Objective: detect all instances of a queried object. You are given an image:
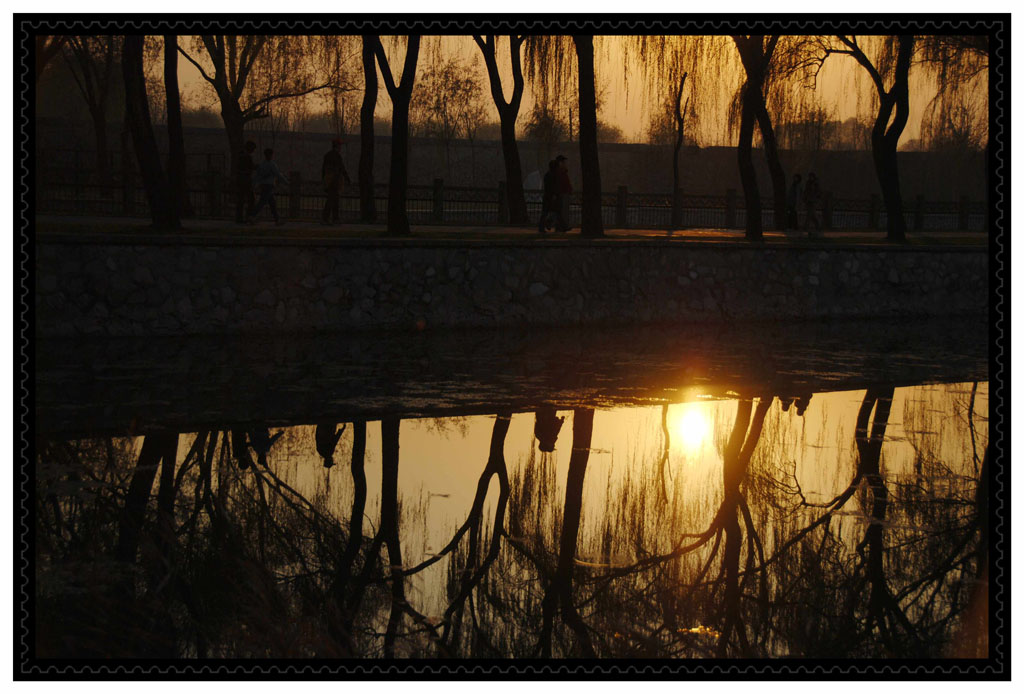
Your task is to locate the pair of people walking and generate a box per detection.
[785,172,822,237]
[235,141,287,225]
[234,137,352,226]
[538,155,573,234]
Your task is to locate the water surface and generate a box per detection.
[32,319,990,660]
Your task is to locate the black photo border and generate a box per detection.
[14,12,1011,679]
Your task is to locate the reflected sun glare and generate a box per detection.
[669,404,712,453]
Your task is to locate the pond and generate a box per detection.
[30,318,990,661]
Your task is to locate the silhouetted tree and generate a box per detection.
[358,37,378,222]
[379,416,405,657]
[122,35,177,229]
[474,35,529,224]
[822,35,914,241]
[164,35,189,218]
[178,36,341,197]
[62,36,119,184]
[731,35,779,240]
[371,36,421,236]
[539,408,597,657]
[410,56,487,180]
[573,36,604,237]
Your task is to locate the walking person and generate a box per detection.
[248,427,283,467]
[321,137,352,225]
[235,141,258,224]
[534,407,565,453]
[315,421,345,469]
[248,148,288,225]
[538,159,558,234]
[786,173,802,231]
[803,172,822,238]
[554,154,573,233]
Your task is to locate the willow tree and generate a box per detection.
[628,36,734,228]
[473,35,528,224]
[918,35,989,152]
[178,36,344,187]
[731,35,782,240]
[819,35,914,241]
[371,35,421,236]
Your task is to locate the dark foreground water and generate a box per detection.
[31,319,990,660]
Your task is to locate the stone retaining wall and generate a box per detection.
[35,238,988,337]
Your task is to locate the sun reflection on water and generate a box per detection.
[669,403,712,454]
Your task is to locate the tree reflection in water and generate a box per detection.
[33,383,988,659]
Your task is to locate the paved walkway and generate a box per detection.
[34,215,987,247]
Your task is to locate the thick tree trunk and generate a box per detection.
[541,408,596,658]
[359,38,377,223]
[873,134,907,241]
[755,101,787,230]
[387,98,412,235]
[155,433,180,560]
[737,87,762,240]
[500,115,528,224]
[380,38,420,236]
[380,417,405,658]
[574,36,604,237]
[122,36,176,229]
[116,432,178,564]
[164,35,190,218]
[221,104,248,222]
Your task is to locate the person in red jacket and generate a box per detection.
[553,154,573,232]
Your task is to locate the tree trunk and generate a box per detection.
[387,96,412,235]
[755,100,787,230]
[164,35,190,218]
[155,433,180,561]
[359,37,377,223]
[737,86,762,240]
[380,38,420,236]
[122,36,176,229]
[500,115,528,224]
[116,432,178,564]
[574,36,604,237]
[380,417,405,658]
[221,104,246,222]
[872,127,907,241]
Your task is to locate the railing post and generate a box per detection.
[497,180,509,224]
[822,190,833,229]
[725,188,737,229]
[958,195,970,231]
[869,194,880,230]
[913,194,924,231]
[208,170,222,218]
[432,178,444,224]
[671,187,684,229]
[289,171,302,219]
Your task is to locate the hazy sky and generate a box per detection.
[172,35,967,144]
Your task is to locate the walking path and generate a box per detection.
[34,214,987,247]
